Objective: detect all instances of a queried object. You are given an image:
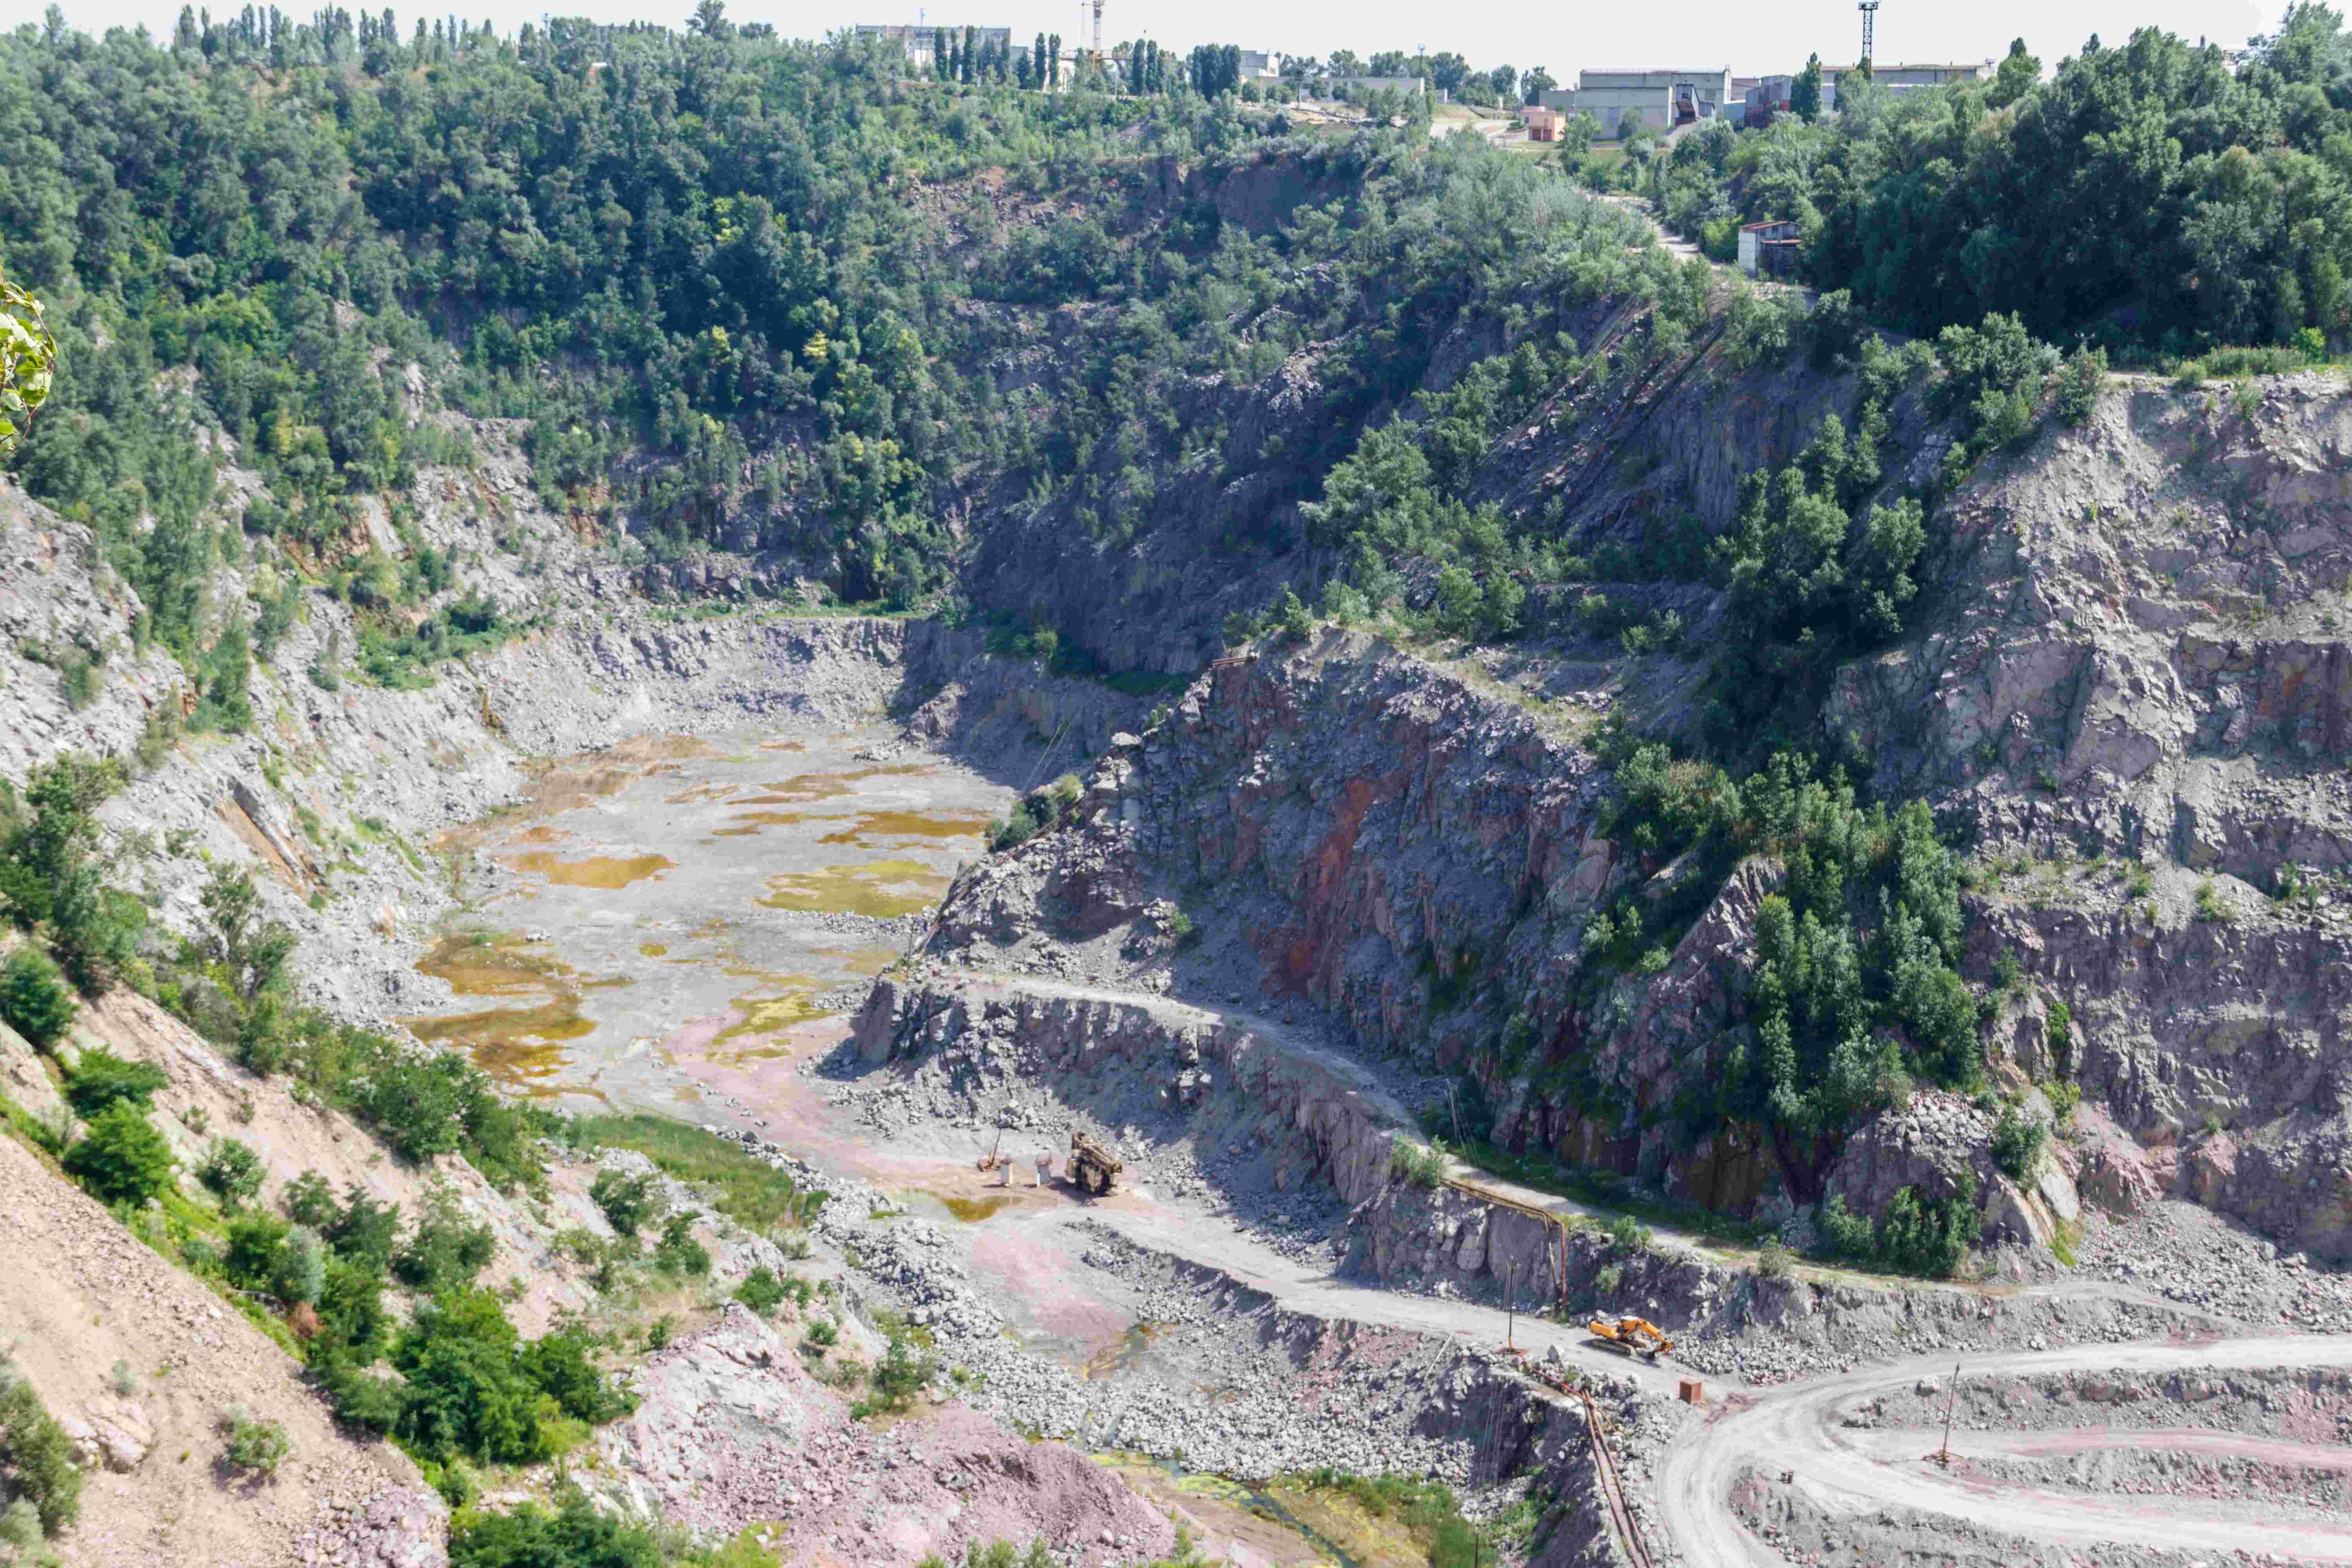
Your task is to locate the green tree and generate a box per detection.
[0,264,55,462]
[198,1137,267,1211]
[1988,37,2041,107]
[1791,53,1822,122]
[64,1048,169,1118]
[0,947,75,1049]
[63,1102,176,1207]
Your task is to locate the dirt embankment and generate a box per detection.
[0,1133,444,1568]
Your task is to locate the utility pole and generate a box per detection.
[1934,1361,1960,1466]
[1857,0,1879,68]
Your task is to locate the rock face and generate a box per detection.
[593,1303,1177,1567]
[854,973,1413,1206]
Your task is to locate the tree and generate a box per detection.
[0,263,53,463]
[0,947,74,1049]
[64,1102,176,1207]
[198,1137,267,1212]
[1521,65,1555,105]
[1988,36,2040,107]
[1487,64,1517,104]
[0,754,138,996]
[684,0,725,38]
[199,867,296,1003]
[1048,31,1059,85]
[1791,52,1822,122]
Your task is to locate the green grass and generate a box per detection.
[570,1114,823,1233]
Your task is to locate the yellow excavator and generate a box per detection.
[1587,1315,1673,1361]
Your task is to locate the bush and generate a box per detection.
[392,1290,553,1466]
[736,1265,788,1316]
[394,1189,496,1293]
[198,1137,266,1212]
[219,1407,290,1477]
[225,1212,293,1290]
[274,1226,329,1306]
[1989,1104,2047,1182]
[519,1329,632,1426]
[62,1047,169,1118]
[653,1212,710,1277]
[1388,1140,1448,1190]
[0,947,74,1049]
[986,804,1039,853]
[2049,345,2108,425]
[851,1337,935,1420]
[283,1169,339,1228]
[62,1101,174,1206]
[1818,1173,1980,1278]
[0,1354,82,1535]
[588,1168,659,1237]
[448,1494,664,1568]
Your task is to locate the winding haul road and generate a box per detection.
[875,976,2352,1565]
[1656,1334,2352,1565]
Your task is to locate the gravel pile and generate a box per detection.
[2076,1198,2352,1331]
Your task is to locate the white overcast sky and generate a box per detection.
[2,0,2279,77]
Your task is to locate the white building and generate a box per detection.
[853,22,1013,72]
[1235,49,1282,81]
[1550,67,1733,136]
[1822,60,1993,109]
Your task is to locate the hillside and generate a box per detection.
[8,9,2352,1568]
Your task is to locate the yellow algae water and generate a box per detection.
[714,985,836,1047]
[506,851,675,889]
[416,931,572,995]
[815,809,989,846]
[757,858,948,917]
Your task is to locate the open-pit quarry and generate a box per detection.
[345,628,2352,1568]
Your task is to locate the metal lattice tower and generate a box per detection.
[1857,0,1879,65]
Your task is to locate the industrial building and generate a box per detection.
[1235,49,1283,81]
[1738,218,1802,279]
[1546,67,1733,136]
[1823,59,1993,108]
[853,22,1012,71]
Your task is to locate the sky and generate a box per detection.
[2,0,2280,78]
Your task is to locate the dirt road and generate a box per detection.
[1657,1335,2352,1565]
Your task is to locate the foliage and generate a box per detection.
[0,947,74,1049]
[0,755,143,995]
[571,1114,816,1233]
[589,1169,661,1237]
[735,1265,788,1316]
[1285,1470,1480,1567]
[652,1212,711,1277]
[62,1047,169,1118]
[218,1407,290,1477]
[850,1336,936,1419]
[197,1136,265,1211]
[62,1101,175,1207]
[392,1189,497,1294]
[1593,741,1978,1202]
[0,263,55,462]
[447,1493,664,1568]
[0,1352,80,1537]
[1990,1103,2048,1181]
[1818,1172,1980,1277]
[1388,1139,1448,1189]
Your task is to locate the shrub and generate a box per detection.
[62,1102,174,1206]
[0,1354,81,1535]
[447,1495,663,1568]
[519,1328,632,1426]
[1989,1104,2047,1182]
[802,1318,838,1352]
[1756,1240,1796,1278]
[224,1212,292,1290]
[219,1407,290,1477]
[851,1337,935,1420]
[62,1047,169,1118]
[198,1137,266,1212]
[392,1290,552,1466]
[2194,880,2235,923]
[1604,1214,1654,1252]
[274,1226,329,1306]
[0,947,74,1049]
[394,1190,496,1293]
[283,1169,339,1227]
[986,804,1039,853]
[736,1265,788,1316]
[653,1212,710,1277]
[589,1168,660,1237]
[1165,907,1199,947]
[2049,344,2108,425]
[1388,1140,1447,1190]
[1818,1173,1980,1278]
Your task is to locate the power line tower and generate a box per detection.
[1857,0,1880,66]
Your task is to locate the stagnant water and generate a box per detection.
[403,723,1425,1566]
[407,725,1005,1109]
